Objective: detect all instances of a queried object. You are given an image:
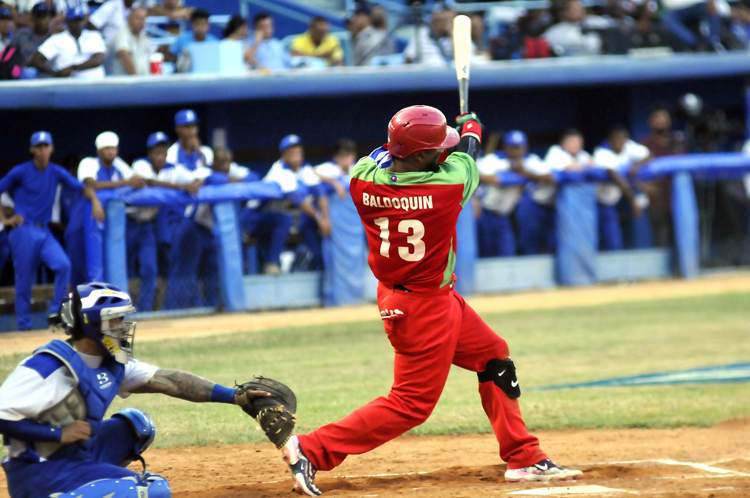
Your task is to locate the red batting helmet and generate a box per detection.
[387,105,460,159]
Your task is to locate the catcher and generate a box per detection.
[0,282,296,498]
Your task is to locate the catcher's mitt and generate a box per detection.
[236,376,297,449]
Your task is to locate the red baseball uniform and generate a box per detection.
[298,150,547,471]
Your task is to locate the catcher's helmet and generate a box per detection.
[387,105,460,159]
[50,282,137,364]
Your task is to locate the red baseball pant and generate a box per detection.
[298,282,547,471]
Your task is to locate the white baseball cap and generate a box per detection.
[95,131,119,150]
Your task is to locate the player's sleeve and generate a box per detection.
[593,148,618,170]
[627,141,651,162]
[201,146,214,167]
[228,162,249,180]
[113,158,134,180]
[117,359,158,398]
[442,152,479,207]
[544,146,570,171]
[165,143,178,165]
[0,355,77,442]
[77,157,98,182]
[523,154,547,174]
[131,159,156,180]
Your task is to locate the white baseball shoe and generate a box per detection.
[505,459,583,483]
[281,435,322,496]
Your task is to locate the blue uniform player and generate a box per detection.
[242,135,329,274]
[0,132,105,330]
[128,132,201,311]
[67,132,146,286]
[475,131,551,257]
[0,282,271,498]
[166,109,213,172]
[163,148,250,309]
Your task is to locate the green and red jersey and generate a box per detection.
[350,151,479,291]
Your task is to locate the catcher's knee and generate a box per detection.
[112,408,156,466]
[478,358,521,399]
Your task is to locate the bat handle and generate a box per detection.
[459,78,469,115]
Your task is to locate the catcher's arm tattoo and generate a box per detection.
[132,369,269,405]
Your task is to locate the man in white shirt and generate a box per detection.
[543,0,602,56]
[89,0,136,42]
[107,6,150,75]
[0,282,270,498]
[28,6,105,79]
[517,129,589,255]
[592,126,648,251]
[476,131,551,257]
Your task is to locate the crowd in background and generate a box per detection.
[1,101,749,327]
[2,0,750,80]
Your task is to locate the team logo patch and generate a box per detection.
[390,175,398,182]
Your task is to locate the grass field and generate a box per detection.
[1,291,749,451]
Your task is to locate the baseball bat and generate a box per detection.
[453,15,472,115]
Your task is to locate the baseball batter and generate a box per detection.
[281,106,582,496]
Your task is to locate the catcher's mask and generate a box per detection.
[49,282,137,364]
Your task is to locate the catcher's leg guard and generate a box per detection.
[478,358,521,399]
[112,408,156,466]
[55,474,171,498]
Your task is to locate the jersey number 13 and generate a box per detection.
[374,217,425,262]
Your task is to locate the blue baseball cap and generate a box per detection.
[147,131,170,149]
[175,109,198,127]
[66,6,86,20]
[30,131,53,146]
[279,134,302,152]
[0,7,11,19]
[504,130,527,147]
[31,3,52,16]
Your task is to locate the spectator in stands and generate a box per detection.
[348,3,394,66]
[29,6,105,79]
[246,13,290,71]
[476,131,550,257]
[661,0,728,51]
[222,14,251,67]
[168,8,216,62]
[517,129,589,255]
[639,104,685,247]
[625,2,682,52]
[128,132,199,311]
[405,9,471,65]
[147,0,192,33]
[107,6,150,75]
[0,7,13,52]
[89,0,135,42]
[315,138,357,199]
[592,126,648,251]
[290,16,343,66]
[67,132,146,286]
[543,0,602,56]
[0,131,104,330]
[166,109,213,171]
[242,135,326,274]
[470,12,489,57]
[12,2,51,65]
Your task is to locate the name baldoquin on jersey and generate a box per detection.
[362,193,434,211]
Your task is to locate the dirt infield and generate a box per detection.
[1,274,749,497]
[3,420,746,498]
[3,272,750,357]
